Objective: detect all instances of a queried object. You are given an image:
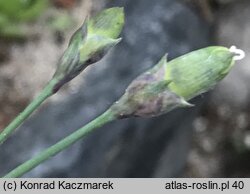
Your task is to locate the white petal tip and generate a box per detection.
[229,45,245,61]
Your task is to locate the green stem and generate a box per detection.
[0,79,57,145]
[3,109,116,178]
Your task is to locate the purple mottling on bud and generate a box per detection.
[110,68,186,118]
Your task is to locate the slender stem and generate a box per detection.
[0,79,57,145]
[3,109,116,178]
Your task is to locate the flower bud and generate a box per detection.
[165,46,236,100]
[111,46,244,118]
[52,7,124,92]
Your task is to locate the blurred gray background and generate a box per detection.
[0,0,249,177]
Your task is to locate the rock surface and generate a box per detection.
[0,0,211,177]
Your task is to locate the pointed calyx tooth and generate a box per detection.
[179,98,194,107]
[229,45,245,61]
[149,54,168,74]
[52,7,125,93]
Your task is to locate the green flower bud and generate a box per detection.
[52,7,124,92]
[111,46,245,118]
[165,46,235,100]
